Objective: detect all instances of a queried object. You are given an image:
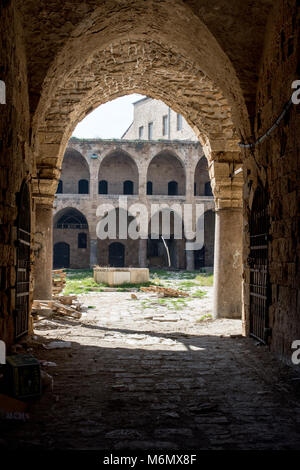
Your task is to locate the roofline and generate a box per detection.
[132,96,151,105]
[69,136,201,146]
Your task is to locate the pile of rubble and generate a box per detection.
[52,269,66,295]
[31,295,86,321]
[140,285,189,297]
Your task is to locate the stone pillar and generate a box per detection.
[139,238,148,267]
[185,247,195,271]
[213,207,243,318]
[209,158,243,319]
[90,238,98,267]
[138,165,147,197]
[33,203,53,300]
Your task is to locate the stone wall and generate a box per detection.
[243,0,300,360]
[123,97,198,141]
[53,229,90,269]
[0,2,33,346]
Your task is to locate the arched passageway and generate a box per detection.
[147,152,186,196]
[59,148,90,194]
[194,156,212,197]
[31,0,246,320]
[98,151,139,195]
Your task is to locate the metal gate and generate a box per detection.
[249,186,270,343]
[15,182,31,339]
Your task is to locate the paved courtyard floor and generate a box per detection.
[1,286,300,450]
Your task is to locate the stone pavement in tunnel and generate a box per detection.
[1,291,300,450]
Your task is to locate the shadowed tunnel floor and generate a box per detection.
[1,292,300,450]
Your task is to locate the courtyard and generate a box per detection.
[1,271,300,450]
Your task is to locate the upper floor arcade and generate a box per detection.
[55,138,213,202]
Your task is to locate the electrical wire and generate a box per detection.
[238,97,293,148]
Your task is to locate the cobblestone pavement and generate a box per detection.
[1,290,300,450]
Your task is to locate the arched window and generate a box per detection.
[78,179,89,194]
[147,181,153,195]
[99,180,108,194]
[205,181,213,196]
[56,209,88,229]
[56,180,63,194]
[168,181,178,196]
[194,182,197,196]
[124,180,134,195]
[78,233,87,249]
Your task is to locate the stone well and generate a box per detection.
[94,267,149,286]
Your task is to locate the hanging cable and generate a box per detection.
[238,97,293,148]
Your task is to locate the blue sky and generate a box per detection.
[72,94,145,139]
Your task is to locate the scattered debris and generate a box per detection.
[52,269,66,295]
[140,286,189,297]
[32,295,87,321]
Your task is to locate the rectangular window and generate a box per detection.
[148,122,153,140]
[177,113,182,131]
[162,115,168,136]
[138,126,144,139]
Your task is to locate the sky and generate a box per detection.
[72,94,145,139]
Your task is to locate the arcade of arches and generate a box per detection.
[0,0,300,366]
[53,139,215,274]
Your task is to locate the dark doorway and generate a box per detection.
[147,181,153,195]
[123,180,134,195]
[78,179,89,194]
[109,242,125,267]
[99,180,108,194]
[168,181,178,195]
[194,246,205,269]
[53,242,70,268]
[249,186,270,344]
[15,181,31,339]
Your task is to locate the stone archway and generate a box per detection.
[147,151,186,196]
[98,150,139,195]
[30,0,247,319]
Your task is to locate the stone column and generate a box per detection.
[185,247,195,271]
[209,159,243,319]
[138,164,147,197]
[90,238,98,267]
[33,202,53,300]
[139,238,148,267]
[213,207,243,318]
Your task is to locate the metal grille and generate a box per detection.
[15,183,31,339]
[249,186,270,343]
